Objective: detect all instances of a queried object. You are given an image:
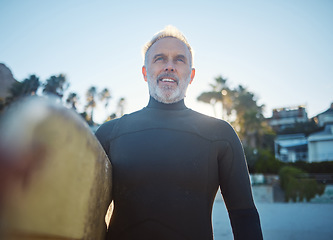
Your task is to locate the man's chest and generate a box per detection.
[109,128,218,192]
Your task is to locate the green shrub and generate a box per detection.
[290,161,333,173]
[254,149,284,174]
[279,166,325,202]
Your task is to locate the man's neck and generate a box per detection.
[147,96,187,110]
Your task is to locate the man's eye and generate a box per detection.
[177,58,185,62]
[154,57,163,62]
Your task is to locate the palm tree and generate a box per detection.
[66,92,79,110]
[7,75,41,103]
[85,86,97,125]
[21,75,40,96]
[231,85,265,148]
[99,88,111,108]
[197,91,221,117]
[117,97,126,117]
[43,74,68,99]
[197,75,233,120]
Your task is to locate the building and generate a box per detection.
[268,105,308,132]
[274,134,308,162]
[308,104,333,162]
[308,124,333,162]
[314,103,333,127]
[270,103,333,163]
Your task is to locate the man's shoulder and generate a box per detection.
[95,108,146,138]
[95,118,118,142]
[96,108,145,130]
[188,109,231,127]
[96,118,120,132]
[186,109,239,140]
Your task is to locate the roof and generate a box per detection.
[278,140,308,148]
[317,103,333,116]
[276,133,306,140]
[308,124,333,142]
[275,134,308,148]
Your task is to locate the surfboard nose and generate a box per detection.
[0,97,112,240]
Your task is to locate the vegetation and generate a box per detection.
[279,166,325,202]
[66,92,79,110]
[290,161,333,174]
[84,86,97,125]
[1,74,125,125]
[43,74,68,98]
[7,75,41,102]
[197,75,275,150]
[253,148,284,174]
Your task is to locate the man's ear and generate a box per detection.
[142,66,147,82]
[189,68,195,84]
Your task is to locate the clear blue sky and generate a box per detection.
[1,0,332,123]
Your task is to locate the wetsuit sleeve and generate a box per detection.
[217,123,263,240]
[95,120,118,157]
[228,208,262,240]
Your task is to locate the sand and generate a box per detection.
[212,201,333,240]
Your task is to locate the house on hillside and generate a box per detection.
[308,124,333,162]
[274,134,308,162]
[268,105,308,132]
[314,103,333,127]
[308,104,333,162]
[270,103,333,163]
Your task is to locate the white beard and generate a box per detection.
[147,73,191,104]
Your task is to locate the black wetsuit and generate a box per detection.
[95,97,263,240]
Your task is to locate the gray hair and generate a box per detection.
[142,25,194,67]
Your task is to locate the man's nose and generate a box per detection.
[164,61,175,72]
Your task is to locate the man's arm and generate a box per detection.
[217,122,263,240]
[228,207,263,240]
[95,119,119,157]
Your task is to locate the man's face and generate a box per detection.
[142,37,195,104]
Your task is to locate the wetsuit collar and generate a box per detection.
[147,96,187,110]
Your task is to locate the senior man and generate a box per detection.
[96,26,263,240]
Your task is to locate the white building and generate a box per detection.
[272,103,333,163]
[308,104,333,162]
[308,124,333,162]
[314,103,333,127]
[274,134,308,162]
[268,105,308,132]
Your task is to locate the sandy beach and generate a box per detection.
[212,201,333,240]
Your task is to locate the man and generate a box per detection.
[95,26,263,240]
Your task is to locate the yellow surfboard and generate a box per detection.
[1,97,112,240]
